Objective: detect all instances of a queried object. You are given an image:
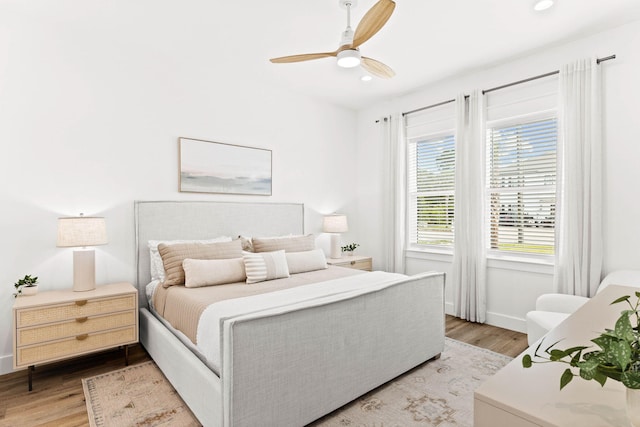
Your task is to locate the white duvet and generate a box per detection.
[195,270,405,373]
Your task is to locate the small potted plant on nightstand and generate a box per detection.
[341,243,360,256]
[14,274,39,297]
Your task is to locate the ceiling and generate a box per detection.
[242,0,640,110]
[6,0,640,111]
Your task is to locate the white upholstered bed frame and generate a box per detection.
[135,200,445,427]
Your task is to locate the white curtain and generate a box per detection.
[381,114,406,273]
[554,58,603,297]
[451,91,487,322]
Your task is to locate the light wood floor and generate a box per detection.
[0,315,528,426]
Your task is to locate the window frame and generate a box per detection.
[406,129,457,252]
[484,109,557,263]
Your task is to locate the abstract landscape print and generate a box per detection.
[179,137,272,195]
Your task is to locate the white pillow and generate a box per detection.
[148,237,231,282]
[182,258,246,288]
[243,250,290,284]
[285,249,328,274]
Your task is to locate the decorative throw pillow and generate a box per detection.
[148,237,231,282]
[182,258,246,288]
[243,250,290,284]
[285,249,328,274]
[158,240,243,287]
[252,234,316,253]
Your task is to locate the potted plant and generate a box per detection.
[522,292,640,425]
[14,274,39,297]
[341,243,360,256]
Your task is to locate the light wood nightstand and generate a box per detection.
[13,282,138,391]
[326,255,372,271]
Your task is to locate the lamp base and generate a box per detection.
[73,249,96,292]
[329,234,342,259]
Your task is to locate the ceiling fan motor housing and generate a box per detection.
[337,49,361,68]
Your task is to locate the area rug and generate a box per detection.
[311,338,513,427]
[82,361,200,427]
[83,339,512,427]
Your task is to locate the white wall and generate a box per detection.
[356,20,640,332]
[0,5,358,374]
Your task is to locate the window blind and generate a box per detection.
[486,117,557,254]
[408,134,455,246]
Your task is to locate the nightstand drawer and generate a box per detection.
[16,325,137,367]
[17,311,136,346]
[16,294,136,328]
[344,259,372,271]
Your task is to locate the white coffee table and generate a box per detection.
[475,284,635,427]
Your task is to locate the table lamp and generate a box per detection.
[323,214,348,259]
[56,214,108,292]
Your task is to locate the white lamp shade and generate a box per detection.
[57,217,108,247]
[323,214,348,233]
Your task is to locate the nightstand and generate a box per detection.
[13,282,138,391]
[326,255,373,271]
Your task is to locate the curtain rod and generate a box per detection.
[400,54,616,117]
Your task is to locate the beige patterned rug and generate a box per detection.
[82,361,199,427]
[83,339,511,427]
[312,338,512,426]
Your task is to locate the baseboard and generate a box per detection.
[445,302,454,316]
[444,303,527,333]
[484,311,527,333]
[0,353,15,376]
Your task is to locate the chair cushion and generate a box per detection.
[597,270,640,293]
[526,311,570,346]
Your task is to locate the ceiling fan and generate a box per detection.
[270,0,396,79]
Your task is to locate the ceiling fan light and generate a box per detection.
[533,0,554,11]
[337,49,361,68]
[360,75,372,82]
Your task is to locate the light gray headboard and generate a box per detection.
[134,201,305,308]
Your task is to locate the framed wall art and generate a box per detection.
[179,137,272,196]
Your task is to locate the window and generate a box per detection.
[408,133,456,247]
[486,116,557,255]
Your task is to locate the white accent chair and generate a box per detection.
[526,270,640,345]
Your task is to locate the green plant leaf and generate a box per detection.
[615,313,635,342]
[560,369,574,390]
[622,371,640,389]
[550,349,567,361]
[522,354,532,368]
[611,295,631,305]
[578,358,600,380]
[593,335,614,351]
[593,371,608,387]
[622,372,640,389]
[609,340,632,370]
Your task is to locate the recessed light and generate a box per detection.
[360,75,372,82]
[533,0,554,11]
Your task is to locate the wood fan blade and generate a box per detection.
[351,0,396,49]
[361,56,395,79]
[270,52,337,63]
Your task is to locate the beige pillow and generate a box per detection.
[182,258,246,288]
[243,250,290,284]
[252,234,316,253]
[148,236,232,282]
[159,240,243,287]
[285,249,328,274]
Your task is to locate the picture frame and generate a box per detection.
[179,137,272,196]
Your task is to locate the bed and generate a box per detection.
[135,200,445,427]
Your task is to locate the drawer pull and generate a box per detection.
[76,317,88,323]
[76,334,88,341]
[75,300,88,307]
[350,261,356,265]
